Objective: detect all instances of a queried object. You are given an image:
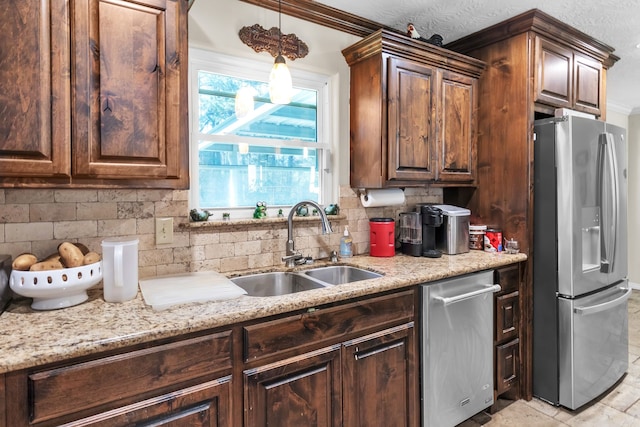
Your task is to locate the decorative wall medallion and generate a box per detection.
[239,24,309,60]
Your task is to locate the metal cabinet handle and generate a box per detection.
[433,284,502,306]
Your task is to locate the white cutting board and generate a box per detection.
[139,271,247,311]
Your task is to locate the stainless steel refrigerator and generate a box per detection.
[533,115,630,410]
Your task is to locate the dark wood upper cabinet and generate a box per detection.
[387,57,437,182]
[534,36,603,116]
[0,0,189,188]
[342,30,484,189]
[0,1,71,181]
[438,70,477,182]
[573,52,604,114]
[534,37,573,109]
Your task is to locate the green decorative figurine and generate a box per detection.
[295,203,309,217]
[253,201,267,219]
[189,209,210,222]
[324,204,340,215]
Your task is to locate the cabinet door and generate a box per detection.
[244,346,342,427]
[0,0,71,180]
[573,53,602,116]
[534,36,573,109]
[387,57,436,182]
[436,70,476,182]
[72,0,187,185]
[342,323,418,427]
[496,338,520,396]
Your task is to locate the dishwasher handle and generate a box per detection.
[432,284,502,306]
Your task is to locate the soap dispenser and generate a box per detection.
[340,226,353,257]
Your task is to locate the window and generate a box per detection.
[189,49,334,217]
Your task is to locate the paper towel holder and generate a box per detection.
[358,188,406,208]
[357,188,406,197]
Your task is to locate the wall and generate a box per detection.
[0,186,441,279]
[629,114,640,286]
[607,108,638,287]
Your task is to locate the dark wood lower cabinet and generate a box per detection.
[496,339,520,396]
[4,331,234,427]
[343,323,417,427]
[2,290,418,427]
[244,291,418,427]
[244,346,342,427]
[493,265,523,403]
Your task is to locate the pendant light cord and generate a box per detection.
[278,0,282,56]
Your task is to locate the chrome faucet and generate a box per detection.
[283,200,333,267]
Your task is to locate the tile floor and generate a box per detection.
[459,289,640,426]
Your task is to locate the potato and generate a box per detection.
[12,253,38,271]
[30,259,65,271]
[75,243,90,255]
[83,251,101,265]
[43,252,61,261]
[58,242,84,268]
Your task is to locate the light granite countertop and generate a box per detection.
[0,251,526,374]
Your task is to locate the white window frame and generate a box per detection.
[188,48,335,218]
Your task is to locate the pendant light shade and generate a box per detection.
[235,86,255,118]
[269,0,292,104]
[269,55,292,104]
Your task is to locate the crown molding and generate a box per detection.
[237,0,389,38]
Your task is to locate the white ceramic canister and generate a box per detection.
[101,237,139,302]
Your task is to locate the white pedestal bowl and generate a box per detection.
[10,262,103,310]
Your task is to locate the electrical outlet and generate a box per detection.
[155,217,173,244]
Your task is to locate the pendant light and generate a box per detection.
[234,86,255,118]
[269,0,292,104]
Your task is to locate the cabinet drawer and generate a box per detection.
[496,290,520,343]
[495,338,520,395]
[68,377,232,427]
[28,331,232,424]
[495,264,520,294]
[244,291,414,362]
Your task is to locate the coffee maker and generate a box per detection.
[399,212,422,256]
[421,205,443,258]
[399,206,443,257]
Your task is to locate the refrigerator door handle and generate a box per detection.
[432,284,501,306]
[607,132,620,272]
[598,133,619,274]
[574,287,630,316]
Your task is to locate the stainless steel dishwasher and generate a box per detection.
[421,270,501,427]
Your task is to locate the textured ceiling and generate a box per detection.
[317,0,640,113]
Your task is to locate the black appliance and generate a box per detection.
[0,255,11,315]
[421,206,443,258]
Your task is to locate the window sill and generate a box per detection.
[181,214,346,229]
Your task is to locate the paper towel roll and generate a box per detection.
[360,188,405,207]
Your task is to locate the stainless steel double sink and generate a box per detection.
[230,265,383,297]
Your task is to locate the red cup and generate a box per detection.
[370,218,395,257]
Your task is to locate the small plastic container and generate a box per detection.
[101,237,139,302]
[469,225,487,250]
[370,218,395,257]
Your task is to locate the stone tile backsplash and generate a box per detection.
[0,186,441,278]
